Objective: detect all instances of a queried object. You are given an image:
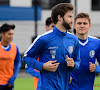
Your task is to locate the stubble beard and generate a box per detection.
[62,18,71,29]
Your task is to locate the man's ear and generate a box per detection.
[89,24,91,30]
[1,33,3,38]
[45,26,49,31]
[74,24,76,29]
[57,15,62,21]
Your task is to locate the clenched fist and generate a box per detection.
[65,55,75,68]
[89,62,96,72]
[43,60,60,72]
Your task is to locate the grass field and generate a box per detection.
[14,78,34,90]
[14,76,100,90]
[94,76,100,90]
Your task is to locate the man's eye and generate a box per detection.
[84,22,88,25]
[77,22,81,25]
[68,16,72,18]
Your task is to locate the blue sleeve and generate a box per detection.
[8,45,21,85]
[95,66,100,73]
[25,64,40,78]
[95,40,100,73]
[22,36,44,71]
[72,39,80,71]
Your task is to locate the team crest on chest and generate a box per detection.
[48,47,58,59]
[68,46,73,54]
[89,50,95,58]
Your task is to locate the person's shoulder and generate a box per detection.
[10,43,19,50]
[41,30,53,37]
[88,35,100,45]
[88,35,99,39]
[67,32,78,40]
[38,30,54,40]
[37,30,53,38]
[32,30,54,44]
[10,42,17,47]
[88,35,100,41]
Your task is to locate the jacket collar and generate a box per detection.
[78,38,88,46]
[53,26,67,36]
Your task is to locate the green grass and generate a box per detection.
[94,76,100,90]
[14,77,35,90]
[14,76,100,90]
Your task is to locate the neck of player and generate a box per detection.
[56,24,67,33]
[76,33,88,40]
[1,40,9,46]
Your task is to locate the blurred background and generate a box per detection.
[0,0,100,90]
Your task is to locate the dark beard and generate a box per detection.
[62,18,71,29]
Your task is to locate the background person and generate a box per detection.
[0,23,21,90]
[69,13,100,90]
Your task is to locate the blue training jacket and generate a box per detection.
[69,36,100,90]
[22,26,80,90]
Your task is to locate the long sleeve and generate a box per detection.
[25,64,40,78]
[95,66,100,73]
[8,45,21,85]
[72,39,80,71]
[95,40,100,73]
[22,35,44,71]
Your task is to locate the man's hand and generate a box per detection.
[43,60,60,72]
[65,55,75,68]
[89,62,96,72]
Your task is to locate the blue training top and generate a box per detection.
[69,36,100,90]
[23,26,80,90]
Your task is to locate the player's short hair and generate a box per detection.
[74,13,91,24]
[0,23,15,33]
[51,3,74,24]
[45,17,53,26]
